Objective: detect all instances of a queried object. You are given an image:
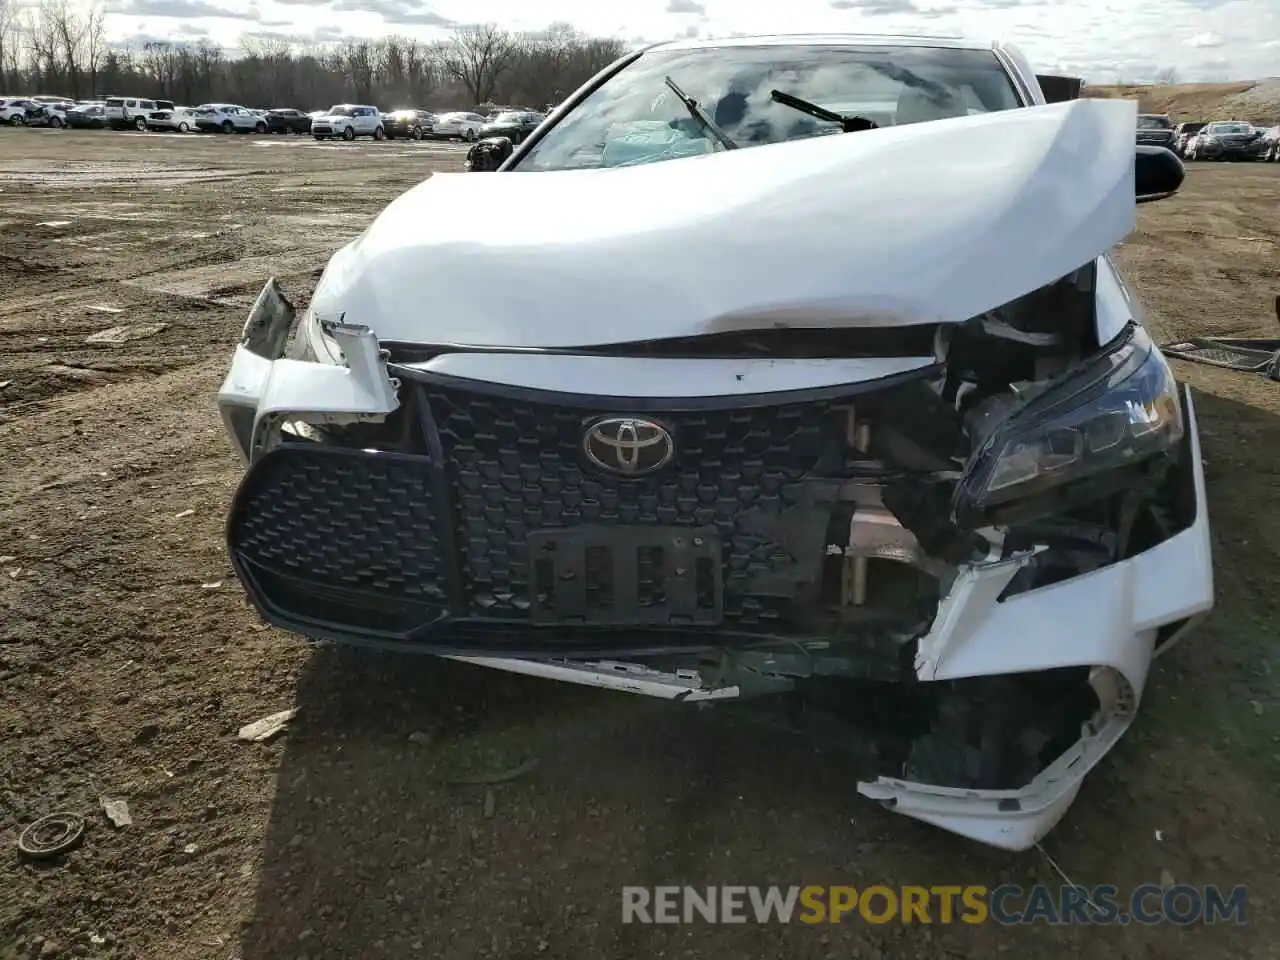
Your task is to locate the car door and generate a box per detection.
[361,107,378,134]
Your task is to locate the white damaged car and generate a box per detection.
[217,35,1211,851]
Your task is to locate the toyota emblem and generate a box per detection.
[583,417,675,476]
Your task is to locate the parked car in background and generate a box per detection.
[192,104,265,133]
[147,106,196,132]
[104,97,176,130]
[1258,125,1280,161]
[263,108,311,134]
[24,99,74,127]
[311,104,384,141]
[430,110,486,141]
[1172,121,1206,157]
[65,102,107,129]
[1185,120,1260,161]
[1,98,36,125]
[1135,113,1175,151]
[382,109,433,139]
[478,110,546,144]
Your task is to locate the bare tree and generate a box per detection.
[0,21,624,111]
[1153,66,1179,85]
[442,23,517,106]
[0,0,16,91]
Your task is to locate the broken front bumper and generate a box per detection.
[217,281,1214,851]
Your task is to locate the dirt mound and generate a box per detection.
[1085,79,1280,124]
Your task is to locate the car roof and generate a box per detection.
[647,32,991,53]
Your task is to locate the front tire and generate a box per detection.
[178,121,189,133]
[464,128,476,142]
[342,126,355,141]
[255,121,267,134]
[411,125,423,140]
[49,116,62,128]
[9,115,24,126]
[134,116,147,131]
[373,126,385,141]
[221,120,234,134]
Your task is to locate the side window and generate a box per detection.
[126,99,138,108]
[140,100,155,110]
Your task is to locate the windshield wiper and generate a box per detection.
[769,90,878,133]
[663,75,738,150]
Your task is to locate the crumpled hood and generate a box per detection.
[311,98,1138,348]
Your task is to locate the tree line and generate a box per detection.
[0,2,630,111]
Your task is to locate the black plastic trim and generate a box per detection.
[412,385,468,615]
[390,361,942,412]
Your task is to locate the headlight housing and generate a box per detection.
[955,325,1183,525]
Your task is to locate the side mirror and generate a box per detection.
[465,136,513,172]
[1135,145,1184,204]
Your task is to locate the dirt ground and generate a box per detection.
[1,128,1278,960]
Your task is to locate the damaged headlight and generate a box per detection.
[956,325,1183,521]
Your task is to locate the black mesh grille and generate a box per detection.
[230,446,448,610]
[427,386,844,627]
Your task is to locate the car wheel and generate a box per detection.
[411,126,423,140]
[464,128,477,142]
[9,115,24,126]
[373,126,385,141]
[255,121,267,134]
[134,116,147,131]
[178,121,189,133]
[220,120,233,134]
[342,126,355,141]
[49,116,62,129]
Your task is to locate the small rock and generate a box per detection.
[7,568,19,579]
[200,581,222,590]
[40,941,61,958]
[0,380,11,389]
[101,797,132,828]
[238,708,297,742]
[406,730,433,745]
[183,843,198,855]
[0,556,14,563]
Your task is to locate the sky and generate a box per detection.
[99,0,1280,83]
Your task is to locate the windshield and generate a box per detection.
[1207,122,1252,134]
[328,105,354,117]
[494,112,524,123]
[515,43,1021,172]
[1137,115,1171,129]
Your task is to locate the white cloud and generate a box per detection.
[1186,31,1224,47]
[100,0,1280,80]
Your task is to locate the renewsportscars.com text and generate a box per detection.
[621,884,1247,925]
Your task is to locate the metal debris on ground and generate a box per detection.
[237,708,297,743]
[101,797,132,828]
[1161,295,1280,380]
[85,305,125,314]
[17,812,86,859]
[173,509,195,519]
[200,581,222,589]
